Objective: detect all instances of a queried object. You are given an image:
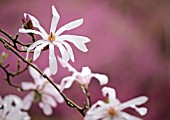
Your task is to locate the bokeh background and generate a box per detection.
[0,0,170,120]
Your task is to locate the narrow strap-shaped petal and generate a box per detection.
[62,42,75,62]
[29,65,41,84]
[22,92,34,110]
[49,44,57,75]
[80,67,91,76]
[25,13,48,38]
[60,76,75,91]
[58,35,90,52]
[102,87,117,104]
[42,95,57,107]
[58,57,77,73]
[119,112,142,120]
[26,40,45,60]
[53,42,69,62]
[55,18,83,36]
[50,5,60,33]
[131,106,148,116]
[19,28,46,39]
[118,96,148,112]
[39,102,53,116]
[43,67,52,78]
[33,42,49,61]
[21,82,36,90]
[92,73,108,85]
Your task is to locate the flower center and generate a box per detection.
[108,107,117,117]
[48,32,55,42]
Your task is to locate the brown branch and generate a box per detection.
[0,36,88,116]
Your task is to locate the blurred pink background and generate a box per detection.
[0,0,170,120]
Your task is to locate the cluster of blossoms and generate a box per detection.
[0,5,149,120]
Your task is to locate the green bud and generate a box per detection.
[1,52,8,61]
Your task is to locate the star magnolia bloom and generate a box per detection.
[21,66,64,116]
[19,5,90,75]
[84,87,148,120]
[58,57,108,91]
[0,94,30,120]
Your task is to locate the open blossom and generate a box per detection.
[84,87,148,120]
[58,57,108,91]
[19,5,90,75]
[21,66,64,116]
[0,94,30,120]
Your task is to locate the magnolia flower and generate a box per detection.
[84,87,148,120]
[58,57,108,91]
[0,94,30,120]
[21,66,64,116]
[19,5,90,75]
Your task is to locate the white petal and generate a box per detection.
[33,42,49,61]
[81,67,91,77]
[92,74,108,85]
[102,87,116,103]
[58,57,77,73]
[50,5,60,33]
[49,44,57,75]
[60,76,75,91]
[22,92,33,110]
[42,95,57,107]
[58,35,90,52]
[118,96,148,112]
[119,112,142,120]
[39,102,53,116]
[43,67,52,78]
[26,13,48,38]
[62,42,75,62]
[21,82,36,90]
[29,65,41,84]
[56,18,83,36]
[53,42,69,62]
[19,28,45,39]
[131,106,148,116]
[26,40,46,60]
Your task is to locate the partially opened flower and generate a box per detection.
[58,57,108,91]
[84,87,148,120]
[19,5,90,75]
[0,94,30,120]
[21,66,64,116]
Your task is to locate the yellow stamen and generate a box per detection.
[48,32,55,42]
[108,107,117,117]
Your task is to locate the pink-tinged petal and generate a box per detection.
[42,95,57,107]
[119,112,142,120]
[25,13,48,38]
[80,67,91,77]
[29,65,41,84]
[49,44,57,75]
[58,35,90,52]
[56,18,83,36]
[26,40,45,60]
[0,96,2,105]
[19,28,44,38]
[92,73,108,86]
[62,42,75,62]
[58,57,77,73]
[43,67,51,78]
[60,76,75,91]
[33,42,49,61]
[50,5,60,33]
[22,92,34,110]
[39,102,53,116]
[102,87,117,104]
[53,42,69,62]
[21,82,36,90]
[118,96,148,112]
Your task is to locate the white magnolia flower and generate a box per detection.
[21,66,64,116]
[58,57,108,91]
[0,94,30,120]
[84,87,148,120]
[19,5,90,75]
